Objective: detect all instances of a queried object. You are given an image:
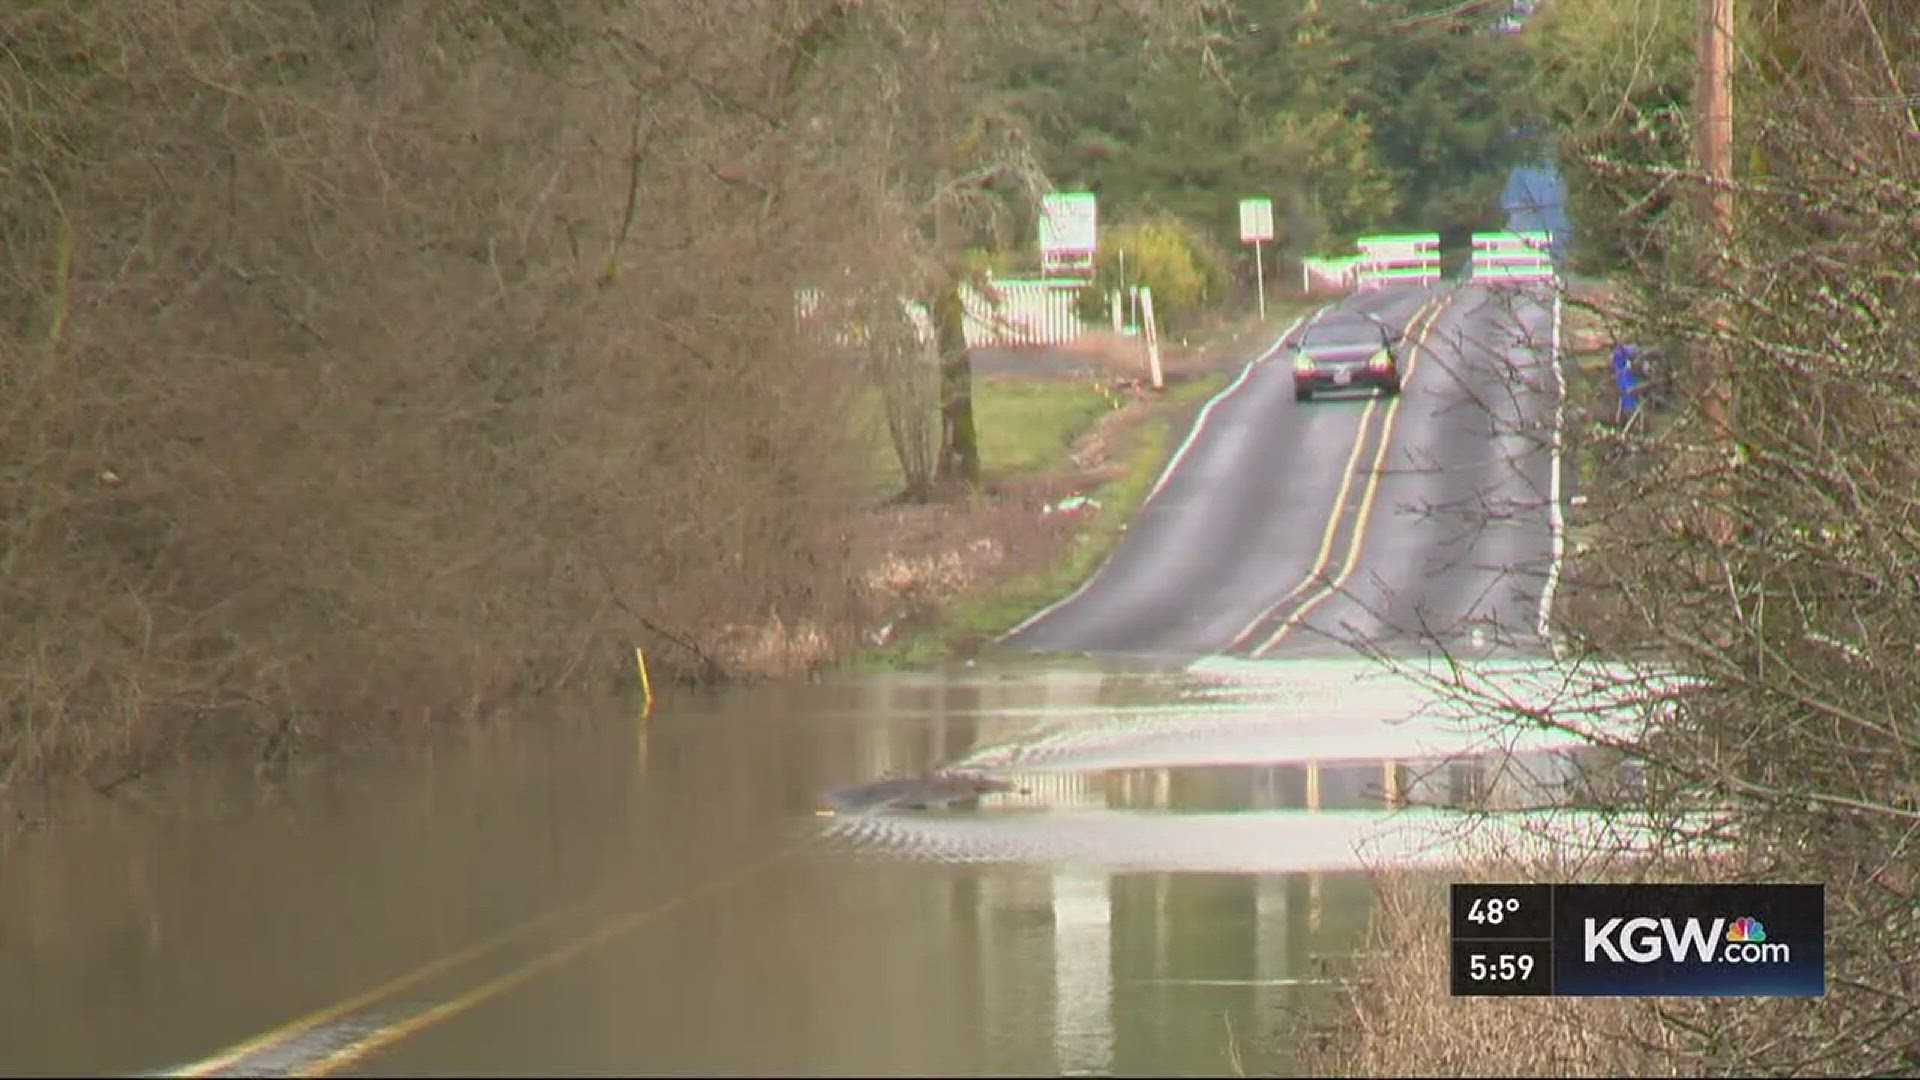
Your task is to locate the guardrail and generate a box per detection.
[1470,230,1557,285]
[1355,233,1442,289]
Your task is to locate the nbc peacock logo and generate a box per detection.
[1727,916,1766,944]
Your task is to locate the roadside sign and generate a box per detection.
[1039,193,1097,274]
[1239,198,1274,244]
[1241,197,1275,319]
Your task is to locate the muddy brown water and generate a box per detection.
[0,659,1639,1077]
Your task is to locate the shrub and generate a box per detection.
[1081,213,1230,330]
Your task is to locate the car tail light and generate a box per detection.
[1367,349,1392,371]
[1293,352,1316,373]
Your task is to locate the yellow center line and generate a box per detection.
[299,852,794,1077]
[1223,297,1440,655]
[1222,396,1382,653]
[165,889,615,1078]
[1251,293,1457,658]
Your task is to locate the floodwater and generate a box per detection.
[0,658,1654,1077]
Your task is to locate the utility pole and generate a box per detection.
[1695,0,1736,546]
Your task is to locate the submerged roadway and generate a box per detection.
[140,280,1571,1079]
[1000,281,1566,664]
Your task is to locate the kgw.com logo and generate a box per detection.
[1584,914,1789,965]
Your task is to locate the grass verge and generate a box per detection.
[851,371,1227,669]
[856,377,1125,497]
[1554,282,1684,649]
[976,377,1126,480]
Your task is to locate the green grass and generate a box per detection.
[975,377,1121,479]
[856,377,1121,498]
[851,372,1228,669]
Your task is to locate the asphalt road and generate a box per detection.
[1000,282,1564,663]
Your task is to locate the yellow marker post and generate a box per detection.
[634,645,654,719]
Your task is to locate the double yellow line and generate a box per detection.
[166,849,802,1077]
[1225,294,1455,659]
[164,889,612,1077]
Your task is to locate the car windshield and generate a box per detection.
[1300,317,1387,357]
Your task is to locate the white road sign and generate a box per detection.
[1239,198,1274,244]
[1039,193,1098,256]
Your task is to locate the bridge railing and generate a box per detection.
[1470,230,1557,285]
[1354,233,1442,289]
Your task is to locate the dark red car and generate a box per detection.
[1288,314,1404,402]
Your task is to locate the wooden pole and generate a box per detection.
[1696,0,1736,546]
[1254,238,1267,321]
[1141,287,1164,390]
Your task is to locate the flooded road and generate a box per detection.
[0,660,1647,1077]
[0,281,1607,1075]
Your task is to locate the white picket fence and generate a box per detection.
[796,278,1089,350]
[960,277,1088,348]
[793,288,935,348]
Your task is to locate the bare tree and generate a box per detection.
[1319,1,1920,1073]
[779,0,1224,493]
[0,0,1227,790]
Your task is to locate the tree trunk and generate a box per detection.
[931,275,980,488]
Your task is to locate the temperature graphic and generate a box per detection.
[1448,883,1824,998]
[1465,897,1522,926]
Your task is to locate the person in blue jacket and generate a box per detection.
[1611,343,1642,423]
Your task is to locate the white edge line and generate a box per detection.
[1536,289,1567,656]
[997,311,1318,644]
[1139,311,1309,506]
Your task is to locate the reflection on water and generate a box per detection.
[1097,758,1515,812]
[0,658,1630,1076]
[1090,748,1631,813]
